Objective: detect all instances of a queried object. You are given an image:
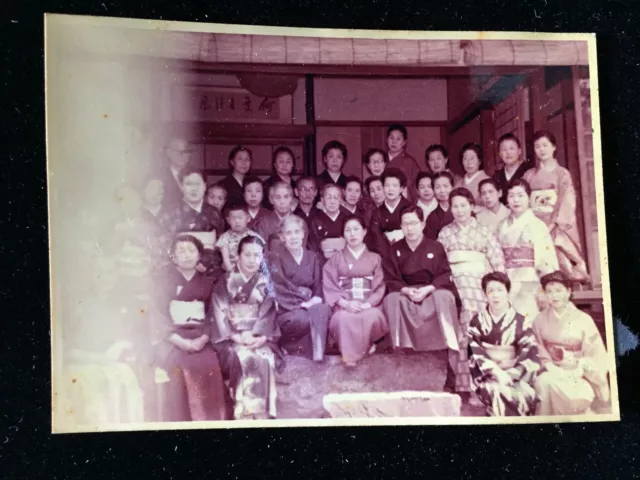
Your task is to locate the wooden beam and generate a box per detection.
[304,74,317,176]
[315,120,447,127]
[480,109,497,175]
[157,121,314,142]
[528,68,547,132]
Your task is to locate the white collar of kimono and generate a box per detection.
[248,207,260,218]
[455,217,477,229]
[550,302,576,320]
[185,199,204,213]
[384,199,401,213]
[347,245,366,259]
[388,150,402,161]
[328,171,341,182]
[170,165,181,184]
[464,171,483,183]
[417,198,437,209]
[326,211,340,222]
[507,208,535,228]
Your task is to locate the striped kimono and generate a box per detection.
[469,307,541,416]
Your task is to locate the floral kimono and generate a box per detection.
[497,210,559,322]
[469,307,541,416]
[523,165,589,282]
[210,268,281,420]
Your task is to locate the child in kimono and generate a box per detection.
[386,123,420,201]
[469,272,541,416]
[416,172,438,220]
[242,176,268,230]
[315,140,349,197]
[153,234,230,422]
[216,204,265,272]
[497,179,559,322]
[476,178,510,233]
[368,167,413,256]
[253,182,296,251]
[210,236,282,420]
[309,184,349,259]
[438,187,507,404]
[365,176,385,208]
[425,144,462,184]
[216,145,253,208]
[425,171,454,240]
[524,130,589,283]
[323,216,388,367]
[363,147,388,177]
[270,215,330,362]
[293,176,322,228]
[492,133,532,205]
[454,143,490,208]
[263,146,297,210]
[533,271,610,415]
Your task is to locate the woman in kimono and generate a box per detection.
[263,146,298,211]
[533,271,610,416]
[497,179,559,323]
[153,234,230,422]
[210,235,282,420]
[216,145,253,208]
[386,124,421,201]
[523,131,589,283]
[454,143,490,208]
[469,272,541,416]
[270,215,331,362]
[323,216,389,367]
[437,187,506,403]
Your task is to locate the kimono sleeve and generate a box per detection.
[505,321,541,384]
[553,168,578,231]
[322,253,348,307]
[532,312,554,370]
[424,211,440,240]
[311,252,324,298]
[208,276,234,343]
[485,230,507,273]
[468,314,504,379]
[381,247,406,293]
[365,209,389,257]
[580,312,610,388]
[366,253,387,307]
[431,241,455,291]
[251,288,280,342]
[533,220,560,276]
[270,254,305,311]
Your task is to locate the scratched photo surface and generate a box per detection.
[45,14,619,433]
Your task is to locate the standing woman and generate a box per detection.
[497,179,559,322]
[425,144,462,184]
[437,187,506,400]
[492,133,532,205]
[217,146,253,208]
[363,147,388,177]
[455,143,490,208]
[386,124,420,201]
[523,131,589,283]
[263,146,298,210]
[316,140,349,193]
[153,234,230,422]
[323,216,389,368]
[270,215,331,362]
[210,235,281,420]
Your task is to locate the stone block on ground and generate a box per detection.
[322,391,462,418]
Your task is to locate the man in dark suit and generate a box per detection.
[156,137,194,210]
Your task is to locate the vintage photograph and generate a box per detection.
[45,14,619,432]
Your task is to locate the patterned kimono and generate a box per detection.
[533,304,610,416]
[270,246,331,361]
[469,307,541,416]
[523,165,588,282]
[438,218,506,393]
[454,171,491,207]
[381,237,467,392]
[153,266,230,422]
[475,204,511,234]
[322,246,389,364]
[497,210,559,322]
[210,268,281,420]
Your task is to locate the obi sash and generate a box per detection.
[384,229,405,243]
[338,275,374,301]
[447,250,487,274]
[169,300,206,325]
[228,303,260,331]
[482,342,517,370]
[543,339,583,369]
[530,189,557,215]
[503,246,535,269]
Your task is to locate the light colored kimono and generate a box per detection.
[532,304,610,416]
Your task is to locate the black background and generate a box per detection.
[2,1,640,477]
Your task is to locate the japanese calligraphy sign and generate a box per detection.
[172,85,283,122]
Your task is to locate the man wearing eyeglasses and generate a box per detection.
[159,137,194,209]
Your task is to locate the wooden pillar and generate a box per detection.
[528,68,547,132]
[480,109,497,175]
[304,74,317,176]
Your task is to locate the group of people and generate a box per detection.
[62,122,610,425]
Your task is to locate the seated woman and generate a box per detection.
[270,215,331,362]
[210,235,282,420]
[533,271,610,416]
[309,183,349,259]
[153,234,230,422]
[323,216,388,367]
[469,272,541,416]
[61,255,148,427]
[381,206,467,397]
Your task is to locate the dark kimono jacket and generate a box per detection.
[493,162,533,205]
[216,174,245,208]
[253,211,291,251]
[248,207,270,231]
[367,197,413,256]
[262,175,297,210]
[269,246,324,312]
[314,170,348,205]
[308,210,349,256]
[387,150,421,202]
[425,205,454,241]
[293,205,322,230]
[154,165,184,211]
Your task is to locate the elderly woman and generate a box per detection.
[210,235,282,420]
[270,215,331,362]
[153,234,230,422]
[323,215,388,367]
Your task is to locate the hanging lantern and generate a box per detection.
[236,72,300,98]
